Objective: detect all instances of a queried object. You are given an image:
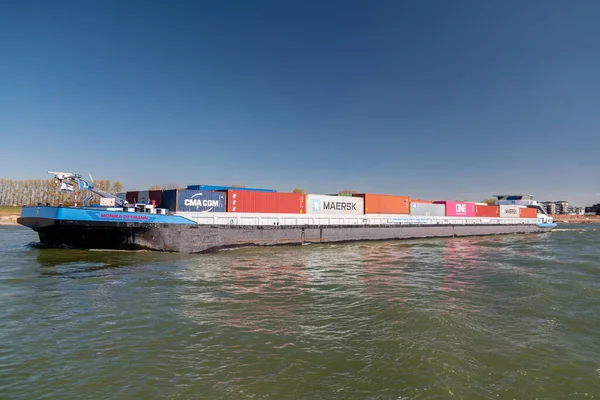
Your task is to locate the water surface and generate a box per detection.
[1,225,599,399]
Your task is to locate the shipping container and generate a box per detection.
[187,185,276,192]
[227,191,305,214]
[138,190,150,204]
[116,192,126,200]
[410,203,445,217]
[163,189,226,212]
[410,199,434,204]
[306,194,364,215]
[354,194,409,214]
[126,191,138,204]
[499,205,520,218]
[475,205,500,218]
[149,190,164,208]
[434,201,476,217]
[519,207,537,218]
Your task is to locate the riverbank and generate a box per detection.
[552,214,600,224]
[0,207,20,225]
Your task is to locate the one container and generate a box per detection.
[163,189,226,212]
[227,191,306,213]
[126,191,138,204]
[149,190,164,208]
[475,205,500,218]
[434,201,476,217]
[410,203,445,217]
[187,185,276,192]
[354,194,409,214]
[499,205,520,218]
[519,207,537,218]
[138,190,150,204]
[306,194,364,215]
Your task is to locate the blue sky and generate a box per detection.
[1,1,599,205]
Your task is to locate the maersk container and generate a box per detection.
[500,205,520,218]
[126,191,138,204]
[434,201,476,217]
[306,194,364,215]
[475,205,500,218]
[187,185,276,192]
[354,194,409,214]
[410,203,445,217]
[228,191,305,213]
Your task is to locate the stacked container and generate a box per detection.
[519,207,537,218]
[187,185,276,192]
[306,194,364,215]
[353,194,409,214]
[163,189,226,212]
[126,191,138,204]
[434,201,476,217]
[410,203,445,216]
[475,205,500,217]
[499,205,520,218]
[227,191,306,213]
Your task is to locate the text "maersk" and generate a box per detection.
[323,201,357,211]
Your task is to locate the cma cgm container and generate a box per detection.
[126,191,138,204]
[306,194,364,215]
[187,185,276,192]
[434,201,476,217]
[520,207,537,218]
[475,205,500,218]
[410,203,445,217]
[499,205,520,218]
[353,194,409,214]
[228,191,305,213]
[163,189,226,212]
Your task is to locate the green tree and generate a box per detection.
[481,198,497,206]
[292,188,305,194]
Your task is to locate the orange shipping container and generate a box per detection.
[519,207,537,218]
[353,194,410,214]
[475,205,499,218]
[410,199,434,204]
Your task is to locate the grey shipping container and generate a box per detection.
[409,203,445,217]
[163,189,226,212]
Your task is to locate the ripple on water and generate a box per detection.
[1,225,600,399]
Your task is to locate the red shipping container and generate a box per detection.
[149,190,164,208]
[519,208,537,218]
[227,190,306,213]
[126,191,138,204]
[434,201,476,217]
[353,194,410,214]
[475,205,500,217]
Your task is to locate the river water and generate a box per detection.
[1,225,599,399]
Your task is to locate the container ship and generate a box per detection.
[17,171,557,253]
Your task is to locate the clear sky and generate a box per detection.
[1,0,599,205]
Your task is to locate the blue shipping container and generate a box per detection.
[186,185,276,192]
[163,190,227,212]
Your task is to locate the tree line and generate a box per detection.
[0,179,123,206]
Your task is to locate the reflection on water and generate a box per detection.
[2,226,600,399]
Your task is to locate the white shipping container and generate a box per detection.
[138,190,150,204]
[306,194,364,215]
[499,205,520,218]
